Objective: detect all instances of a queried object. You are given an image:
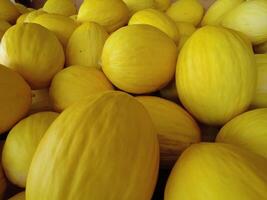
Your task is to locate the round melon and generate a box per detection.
[43,0,77,16]
[166,0,204,26]
[49,65,114,112]
[0,0,20,23]
[136,96,200,168]
[123,0,154,15]
[175,22,196,51]
[201,0,243,26]
[165,143,267,200]
[0,23,65,89]
[222,0,267,45]
[216,108,267,159]
[78,0,129,33]
[2,112,59,187]
[23,10,46,23]
[66,22,108,68]
[154,0,171,11]
[26,91,159,200]
[0,64,32,134]
[129,8,179,43]
[33,13,78,48]
[102,24,177,94]
[176,26,256,125]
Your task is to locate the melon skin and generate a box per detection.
[26,91,159,200]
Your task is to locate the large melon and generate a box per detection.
[26,91,159,200]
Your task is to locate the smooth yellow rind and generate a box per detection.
[0,65,31,134]
[217,108,267,159]
[165,143,267,200]
[43,0,77,16]
[49,65,114,112]
[166,0,204,26]
[136,96,200,168]
[26,91,159,200]
[66,22,108,68]
[129,8,180,43]
[201,0,244,26]
[0,0,20,23]
[176,26,256,125]
[222,0,267,45]
[78,0,129,33]
[102,24,177,94]
[0,23,65,89]
[2,112,58,187]
[33,13,78,47]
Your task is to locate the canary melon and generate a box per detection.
[26,91,159,200]
[201,0,243,26]
[222,0,267,45]
[136,96,200,168]
[49,65,114,112]
[216,108,267,159]
[129,8,179,43]
[0,23,65,89]
[43,0,77,16]
[66,22,108,68]
[176,26,256,125]
[2,112,58,187]
[166,0,204,26]
[0,0,20,23]
[102,24,177,94]
[78,0,129,33]
[0,64,31,134]
[165,143,267,200]
[33,13,78,47]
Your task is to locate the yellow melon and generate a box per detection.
[66,22,108,68]
[33,13,78,47]
[78,0,129,33]
[43,0,77,16]
[166,0,204,26]
[176,26,256,125]
[0,64,31,134]
[201,0,243,26]
[216,108,267,159]
[222,0,267,45]
[102,24,177,94]
[136,96,200,168]
[0,23,65,89]
[129,8,179,43]
[26,91,159,200]
[0,0,20,23]
[2,112,58,188]
[165,143,267,200]
[49,65,114,112]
